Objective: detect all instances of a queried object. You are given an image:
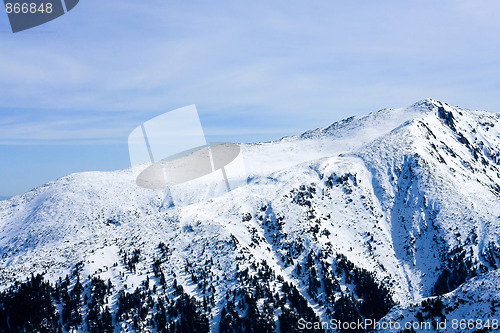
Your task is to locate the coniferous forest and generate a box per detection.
[0,242,394,333]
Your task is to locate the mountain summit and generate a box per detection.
[0,100,499,332]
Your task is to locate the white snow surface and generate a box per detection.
[0,99,499,331]
[376,269,500,332]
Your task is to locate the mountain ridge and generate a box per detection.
[0,99,499,332]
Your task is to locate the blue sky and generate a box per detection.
[1,0,500,196]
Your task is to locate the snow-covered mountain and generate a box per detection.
[0,99,499,332]
[375,270,500,333]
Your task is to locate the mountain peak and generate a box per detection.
[409,98,447,112]
[299,99,450,142]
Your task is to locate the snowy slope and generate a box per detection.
[375,269,500,333]
[0,99,499,332]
